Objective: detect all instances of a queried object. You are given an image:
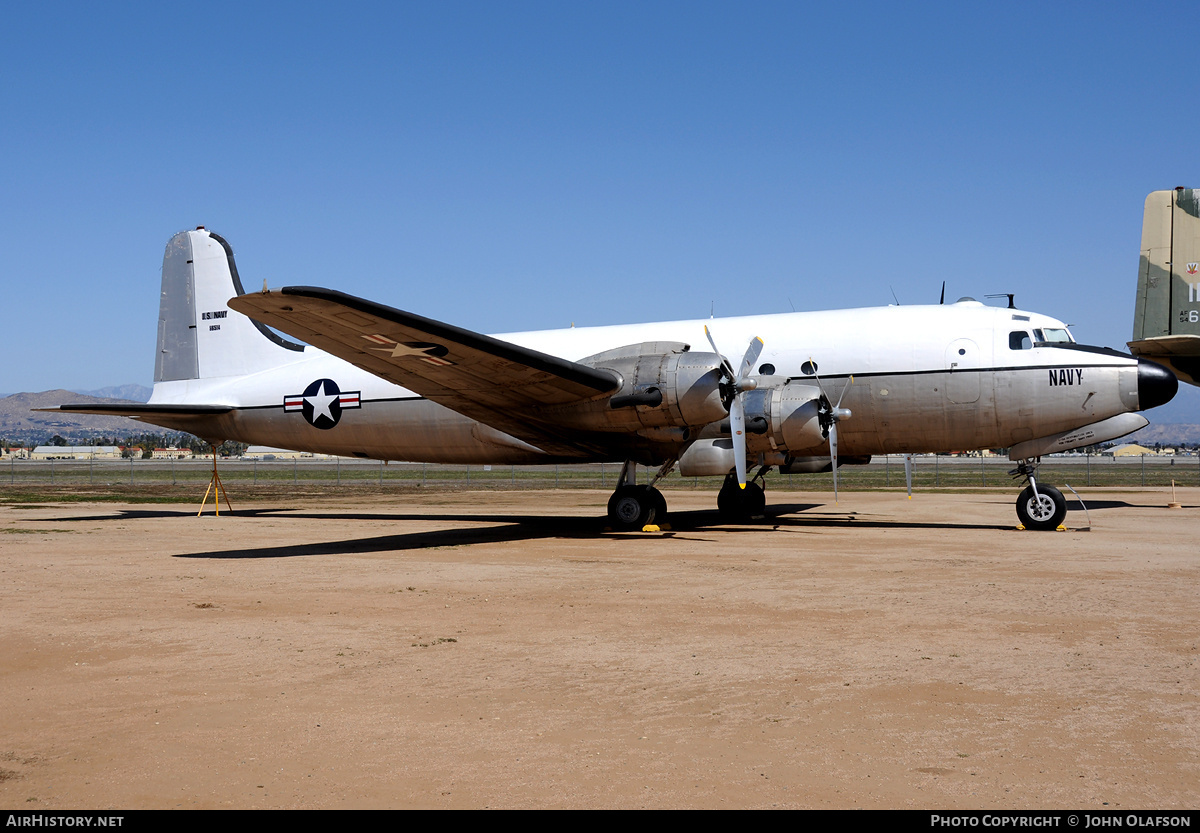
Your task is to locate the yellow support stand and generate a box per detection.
[198,443,232,516]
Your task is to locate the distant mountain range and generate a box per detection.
[1123,422,1200,447]
[0,390,152,445]
[0,385,152,403]
[74,384,152,402]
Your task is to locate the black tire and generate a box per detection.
[717,479,765,522]
[1016,484,1067,531]
[744,481,766,517]
[648,486,668,521]
[607,485,659,530]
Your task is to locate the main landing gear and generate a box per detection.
[1011,459,1067,531]
[717,472,766,522]
[606,461,670,530]
[605,461,775,529]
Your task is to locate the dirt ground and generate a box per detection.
[1,487,1197,809]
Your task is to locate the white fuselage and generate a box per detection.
[148,300,1142,465]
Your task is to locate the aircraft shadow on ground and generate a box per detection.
[40,498,1141,559]
[1065,500,1134,510]
[161,503,1002,557]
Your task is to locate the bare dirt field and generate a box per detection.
[1,487,1197,809]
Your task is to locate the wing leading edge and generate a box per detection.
[228,287,623,454]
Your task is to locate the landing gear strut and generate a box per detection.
[1012,459,1066,531]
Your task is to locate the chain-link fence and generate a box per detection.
[5,453,1198,492]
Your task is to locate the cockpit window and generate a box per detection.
[1039,328,1073,343]
[1009,331,1032,350]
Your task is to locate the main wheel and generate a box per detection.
[648,486,668,521]
[607,485,660,530]
[717,479,766,522]
[1016,484,1067,531]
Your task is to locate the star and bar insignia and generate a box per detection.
[284,379,361,429]
[361,334,455,366]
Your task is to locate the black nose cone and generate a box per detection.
[1137,359,1178,411]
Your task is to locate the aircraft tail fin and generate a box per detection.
[1129,188,1200,385]
[155,228,305,383]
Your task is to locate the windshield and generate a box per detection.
[1039,327,1073,343]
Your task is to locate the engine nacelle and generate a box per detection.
[567,342,729,433]
[678,381,847,476]
[741,382,829,455]
[678,440,871,477]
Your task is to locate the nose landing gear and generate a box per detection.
[1012,459,1067,531]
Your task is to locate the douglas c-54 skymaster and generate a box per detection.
[48,195,1185,530]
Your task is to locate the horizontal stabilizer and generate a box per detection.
[40,404,233,417]
[1128,335,1200,387]
[38,403,234,436]
[1128,334,1200,356]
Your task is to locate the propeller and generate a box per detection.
[809,361,853,502]
[704,326,763,489]
[904,454,913,499]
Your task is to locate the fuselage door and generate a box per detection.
[945,338,981,404]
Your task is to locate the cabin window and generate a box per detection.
[1009,331,1032,350]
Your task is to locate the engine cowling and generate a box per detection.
[741,382,829,455]
[677,381,842,477]
[563,342,730,434]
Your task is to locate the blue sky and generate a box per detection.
[3,1,1199,419]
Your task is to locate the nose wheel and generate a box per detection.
[1016,484,1066,531]
[1011,459,1067,531]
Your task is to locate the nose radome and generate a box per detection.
[1137,359,1178,411]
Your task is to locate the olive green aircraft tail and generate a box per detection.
[1129,187,1200,385]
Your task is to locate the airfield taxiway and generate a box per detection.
[1,488,1197,809]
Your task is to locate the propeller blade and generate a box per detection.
[829,420,839,502]
[703,325,734,378]
[834,375,853,410]
[737,337,764,384]
[904,454,913,499]
[731,395,747,488]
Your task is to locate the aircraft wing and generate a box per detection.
[229,287,622,453]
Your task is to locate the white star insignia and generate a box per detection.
[305,381,338,424]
